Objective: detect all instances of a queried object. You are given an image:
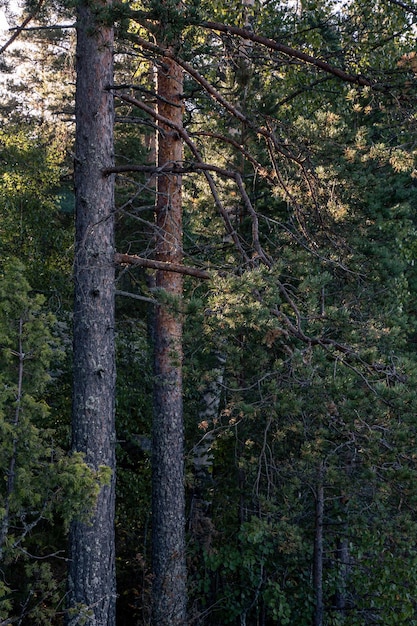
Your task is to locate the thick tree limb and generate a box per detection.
[115,252,211,279]
[8,23,74,31]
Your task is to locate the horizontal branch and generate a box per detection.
[115,289,157,304]
[115,252,211,279]
[103,161,237,178]
[0,0,44,55]
[8,23,75,31]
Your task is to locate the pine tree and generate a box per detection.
[2,0,417,622]
[66,0,116,622]
[151,17,188,626]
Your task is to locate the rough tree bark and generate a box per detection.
[151,49,187,625]
[66,0,116,623]
[334,535,350,614]
[313,462,325,626]
[190,352,225,547]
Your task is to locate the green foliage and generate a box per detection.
[0,261,105,623]
[66,603,94,626]
[3,0,417,623]
[0,121,73,299]
[181,9,417,612]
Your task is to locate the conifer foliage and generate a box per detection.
[0,261,104,624]
[1,0,417,624]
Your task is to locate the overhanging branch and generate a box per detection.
[201,21,376,88]
[127,17,376,89]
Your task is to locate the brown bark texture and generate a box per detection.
[67,1,116,624]
[151,54,187,626]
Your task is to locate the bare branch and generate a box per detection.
[103,161,239,178]
[115,252,211,279]
[0,0,45,56]
[235,172,272,266]
[8,23,74,31]
[192,131,272,178]
[115,289,157,304]
[386,0,417,16]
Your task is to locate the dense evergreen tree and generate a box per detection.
[0,260,104,624]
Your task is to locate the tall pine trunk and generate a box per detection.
[151,54,187,626]
[67,1,116,624]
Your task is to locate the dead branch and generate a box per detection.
[115,252,211,279]
[235,172,272,266]
[0,0,45,55]
[115,289,157,304]
[103,161,239,178]
[386,0,417,16]
[8,23,74,31]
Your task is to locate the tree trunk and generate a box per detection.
[190,353,225,551]
[67,1,116,624]
[151,54,187,626]
[334,535,350,614]
[313,462,324,626]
